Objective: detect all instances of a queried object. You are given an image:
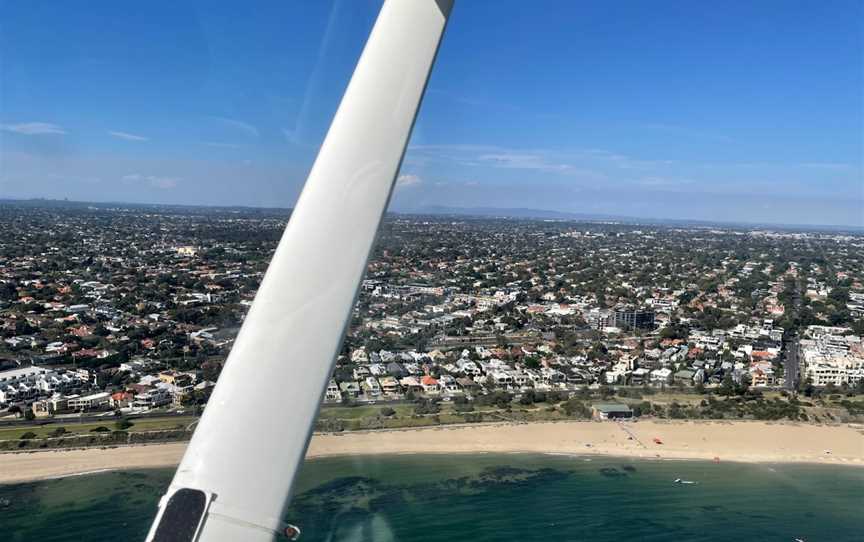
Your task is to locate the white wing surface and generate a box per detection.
[146,1,453,540]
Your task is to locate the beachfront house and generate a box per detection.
[591,403,634,421]
[67,391,111,411]
[324,379,342,402]
[339,381,361,399]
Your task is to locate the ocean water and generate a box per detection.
[1,454,862,541]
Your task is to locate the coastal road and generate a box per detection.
[783,277,804,391]
[783,334,800,391]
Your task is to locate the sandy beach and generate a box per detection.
[1,420,862,484]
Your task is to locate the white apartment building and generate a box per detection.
[66,391,111,411]
[802,354,864,386]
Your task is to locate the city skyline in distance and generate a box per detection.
[3,196,863,234]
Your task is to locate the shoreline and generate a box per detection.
[1,420,862,484]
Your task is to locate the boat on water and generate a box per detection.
[673,478,697,484]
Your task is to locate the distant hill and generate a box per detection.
[403,205,864,233]
[411,205,628,221]
[0,198,292,217]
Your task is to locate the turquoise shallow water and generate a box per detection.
[1,455,862,541]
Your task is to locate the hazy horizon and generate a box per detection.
[4,195,863,232]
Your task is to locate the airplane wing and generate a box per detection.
[146,1,453,540]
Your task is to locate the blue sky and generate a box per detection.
[1,0,861,226]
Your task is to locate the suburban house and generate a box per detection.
[400,376,423,394]
[325,379,342,402]
[338,381,361,399]
[378,376,401,395]
[111,391,135,408]
[420,375,440,395]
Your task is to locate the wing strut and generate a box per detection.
[146,1,453,540]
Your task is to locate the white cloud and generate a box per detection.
[478,152,573,172]
[121,174,179,189]
[396,174,422,188]
[108,130,149,141]
[209,116,259,138]
[0,122,66,135]
[408,143,669,179]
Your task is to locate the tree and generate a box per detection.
[828,287,850,305]
[635,401,653,417]
[414,398,440,415]
[828,309,851,326]
[587,342,608,361]
[660,324,688,341]
[561,399,591,418]
[20,432,37,440]
[719,374,735,397]
[735,373,751,396]
[523,357,541,369]
[115,418,134,430]
[800,377,815,398]
[668,402,687,419]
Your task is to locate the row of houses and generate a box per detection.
[0,366,85,404]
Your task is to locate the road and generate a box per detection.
[783,334,800,391]
[0,409,193,428]
[783,277,804,391]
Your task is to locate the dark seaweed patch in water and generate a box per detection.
[303,476,384,497]
[599,467,628,478]
[368,490,408,512]
[621,465,637,472]
[407,466,573,497]
[285,466,573,538]
[0,481,40,513]
[0,469,173,541]
[119,471,150,481]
